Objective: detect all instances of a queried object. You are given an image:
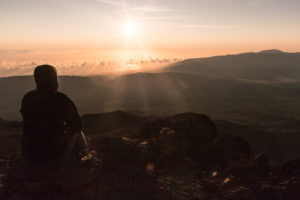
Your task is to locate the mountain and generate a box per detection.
[1,72,300,127]
[258,49,285,54]
[1,50,300,127]
[163,50,300,81]
[1,51,300,199]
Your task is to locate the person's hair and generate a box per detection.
[34,65,58,92]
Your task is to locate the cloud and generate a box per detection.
[95,0,127,6]
[0,58,181,77]
[0,49,34,54]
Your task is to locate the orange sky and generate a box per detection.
[0,0,300,75]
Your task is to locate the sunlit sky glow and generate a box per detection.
[0,0,300,75]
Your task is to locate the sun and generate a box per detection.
[123,22,137,38]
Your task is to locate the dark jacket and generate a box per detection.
[20,90,82,162]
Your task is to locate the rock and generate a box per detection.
[155,151,194,172]
[253,154,270,175]
[139,119,172,139]
[200,178,219,192]
[139,112,217,144]
[215,134,250,168]
[258,184,287,200]
[224,186,254,200]
[0,159,8,174]
[137,112,219,172]
[195,134,251,171]
[222,176,240,191]
[82,110,145,136]
[194,141,219,171]
[3,154,101,200]
[156,128,178,154]
[169,113,218,151]
[227,154,270,182]
[279,158,300,179]
[98,136,138,171]
[217,134,251,160]
[227,160,260,185]
[96,165,163,200]
[279,177,300,198]
[98,136,158,171]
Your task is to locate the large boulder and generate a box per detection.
[87,136,164,200]
[140,112,218,155]
[138,113,218,171]
[195,134,251,171]
[215,134,251,167]
[97,136,158,171]
[82,110,145,136]
[226,155,270,185]
[139,119,172,139]
[169,112,218,150]
[278,158,300,179]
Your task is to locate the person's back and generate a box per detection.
[20,65,87,162]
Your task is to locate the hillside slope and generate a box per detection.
[164,50,300,80]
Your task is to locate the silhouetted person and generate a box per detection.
[20,65,88,162]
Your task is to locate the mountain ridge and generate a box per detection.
[163,49,300,80]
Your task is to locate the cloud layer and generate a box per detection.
[0,57,180,77]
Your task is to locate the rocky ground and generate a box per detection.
[0,112,300,199]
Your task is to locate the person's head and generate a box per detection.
[34,65,58,92]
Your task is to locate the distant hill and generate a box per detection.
[1,72,300,126]
[163,50,300,81]
[258,49,286,54]
[1,50,300,127]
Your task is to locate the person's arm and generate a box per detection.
[63,96,86,159]
[20,94,27,160]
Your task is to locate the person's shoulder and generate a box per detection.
[54,91,74,103]
[24,90,38,96]
[22,90,38,100]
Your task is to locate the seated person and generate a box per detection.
[20,65,88,162]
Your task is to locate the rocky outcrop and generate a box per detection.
[137,113,219,171]
[139,119,172,139]
[97,136,158,171]
[1,111,300,200]
[168,112,218,146]
[82,110,145,136]
[191,153,300,200]
[140,113,217,152]
[278,158,300,179]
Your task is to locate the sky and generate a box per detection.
[0,0,300,75]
